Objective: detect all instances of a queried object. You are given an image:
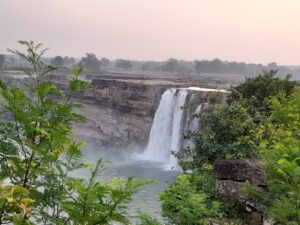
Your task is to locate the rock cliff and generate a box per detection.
[2,72,229,148]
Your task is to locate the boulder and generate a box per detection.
[214,159,267,186]
[214,159,268,225]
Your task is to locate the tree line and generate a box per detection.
[1,52,300,77]
[0,41,299,225]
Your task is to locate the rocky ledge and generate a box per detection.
[214,159,269,225]
[2,72,230,148]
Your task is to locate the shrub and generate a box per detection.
[0,41,149,225]
[160,172,246,225]
[136,212,162,225]
[250,88,300,224]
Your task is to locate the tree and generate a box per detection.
[248,88,300,224]
[160,174,221,225]
[0,54,5,70]
[79,53,101,73]
[114,59,132,70]
[160,172,245,225]
[179,71,299,171]
[0,40,149,225]
[63,56,76,66]
[51,55,64,66]
[175,71,299,224]
[267,62,278,70]
[183,102,257,169]
[100,57,110,68]
[210,58,225,74]
[227,70,298,117]
[162,58,179,72]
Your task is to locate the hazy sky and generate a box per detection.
[0,0,299,64]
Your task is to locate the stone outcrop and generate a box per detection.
[214,159,267,186]
[214,159,268,225]
[90,79,174,117]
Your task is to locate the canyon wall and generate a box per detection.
[73,78,178,148]
[2,72,228,149]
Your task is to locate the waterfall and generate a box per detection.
[142,88,188,170]
[183,104,202,149]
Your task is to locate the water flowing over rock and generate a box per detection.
[2,73,229,148]
[142,88,191,170]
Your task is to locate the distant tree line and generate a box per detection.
[1,52,300,77]
[0,54,5,70]
[123,58,300,77]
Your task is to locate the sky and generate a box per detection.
[0,0,299,65]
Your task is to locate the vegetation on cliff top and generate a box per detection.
[160,71,299,224]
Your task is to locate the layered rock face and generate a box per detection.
[89,79,173,117]
[2,74,191,148]
[214,159,268,225]
[71,77,222,148]
[214,159,266,187]
[73,78,184,147]
[2,73,227,148]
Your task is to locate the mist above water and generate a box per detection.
[74,139,179,222]
[73,87,206,220]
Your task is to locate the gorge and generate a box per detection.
[3,71,231,150]
[2,71,230,221]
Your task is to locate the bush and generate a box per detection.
[227,70,298,117]
[180,71,299,170]
[136,212,162,225]
[0,41,149,225]
[250,88,300,224]
[160,172,246,225]
[181,102,257,170]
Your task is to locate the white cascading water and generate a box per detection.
[142,88,188,170]
[184,104,202,149]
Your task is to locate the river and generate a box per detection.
[76,139,180,222]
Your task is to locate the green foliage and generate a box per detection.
[181,71,299,170]
[160,173,222,225]
[227,70,298,117]
[0,183,34,224]
[60,160,151,225]
[207,91,224,105]
[0,41,149,225]
[173,71,299,224]
[136,212,162,225]
[180,102,257,170]
[160,172,245,225]
[250,88,300,224]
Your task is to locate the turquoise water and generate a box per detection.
[77,140,180,222]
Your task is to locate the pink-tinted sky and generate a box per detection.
[0,0,299,65]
